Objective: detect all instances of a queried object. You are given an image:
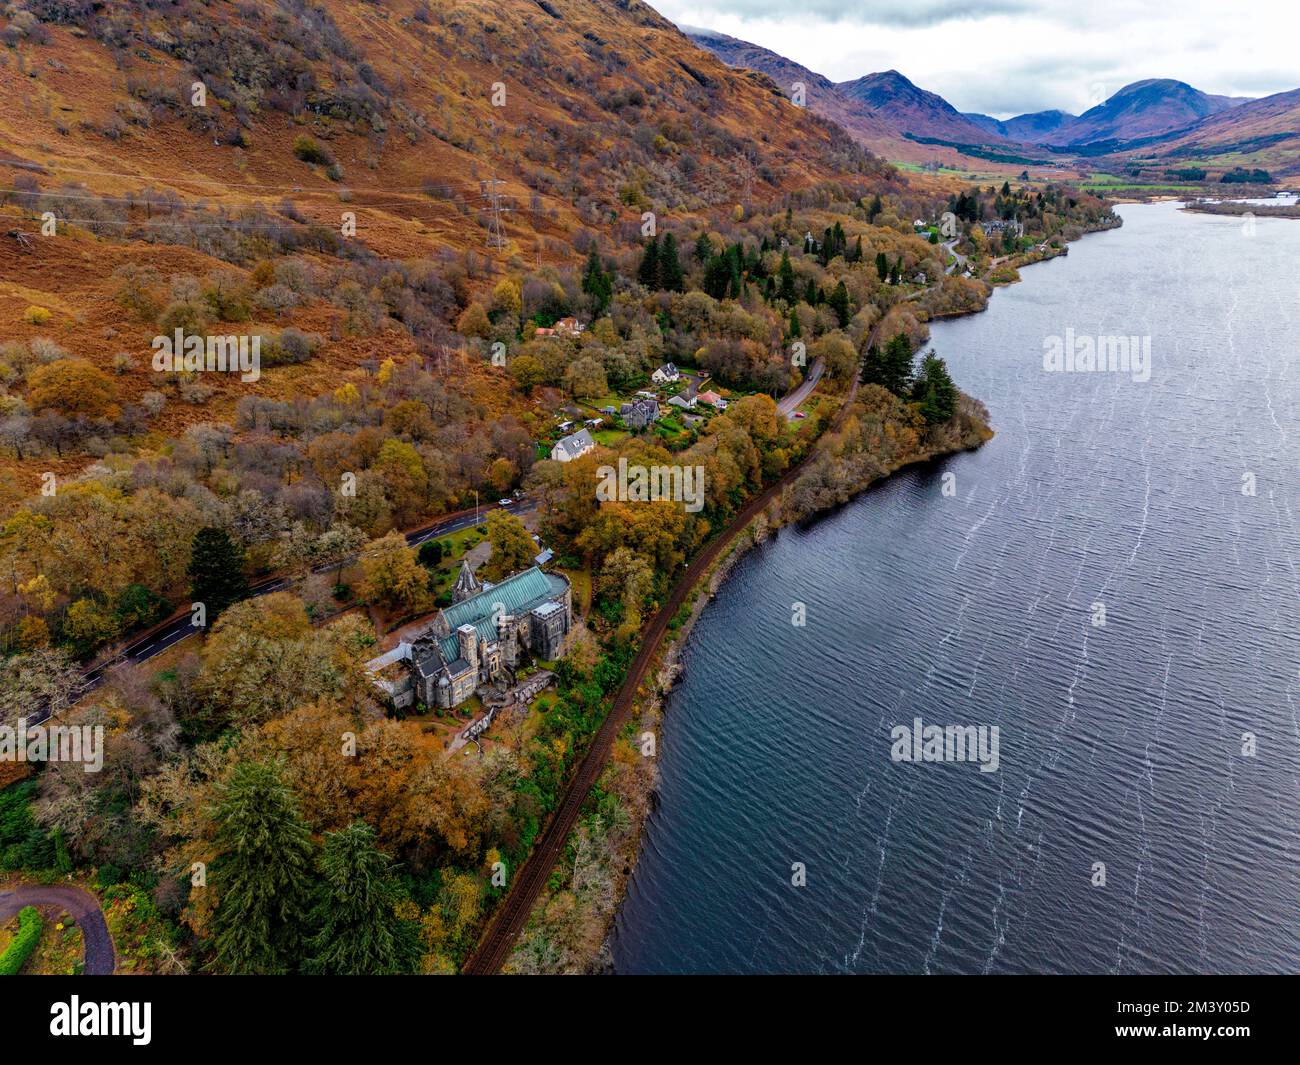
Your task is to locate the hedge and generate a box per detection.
[0,905,43,975]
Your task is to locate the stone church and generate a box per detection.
[375,561,572,711]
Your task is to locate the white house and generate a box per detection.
[651,362,679,385]
[551,428,595,463]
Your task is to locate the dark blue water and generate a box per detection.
[613,203,1299,974]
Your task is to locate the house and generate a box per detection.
[652,362,679,384]
[635,389,657,400]
[584,417,603,428]
[620,397,660,429]
[697,389,727,410]
[668,394,695,410]
[554,317,585,337]
[533,326,557,337]
[551,428,595,462]
[599,405,618,416]
[369,564,573,711]
[556,420,574,433]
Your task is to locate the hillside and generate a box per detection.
[836,70,1013,147]
[0,0,902,497]
[1130,87,1300,177]
[1037,79,1246,147]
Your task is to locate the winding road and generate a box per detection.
[0,883,115,975]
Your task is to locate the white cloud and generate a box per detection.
[658,0,1300,117]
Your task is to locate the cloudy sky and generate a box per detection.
[654,0,1298,117]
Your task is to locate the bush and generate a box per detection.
[0,906,42,975]
[293,135,333,166]
[22,306,51,325]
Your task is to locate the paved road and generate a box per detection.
[777,357,824,419]
[30,499,536,725]
[941,239,968,275]
[0,883,115,975]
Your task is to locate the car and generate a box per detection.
[498,498,513,507]
[794,411,807,419]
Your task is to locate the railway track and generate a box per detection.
[463,363,868,974]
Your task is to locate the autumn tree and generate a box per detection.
[480,509,537,582]
[209,760,318,975]
[359,531,427,612]
[27,359,119,418]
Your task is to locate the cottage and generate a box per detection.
[554,317,585,337]
[620,397,660,429]
[651,362,680,384]
[697,389,727,410]
[551,427,595,462]
[668,394,695,410]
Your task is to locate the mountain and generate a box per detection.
[836,70,1013,146]
[1037,79,1247,146]
[1133,87,1300,177]
[681,28,916,159]
[1003,110,1076,142]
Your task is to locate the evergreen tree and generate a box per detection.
[860,332,915,396]
[581,247,612,314]
[913,351,959,425]
[694,232,713,263]
[778,250,797,304]
[828,281,851,328]
[788,306,802,338]
[658,232,684,292]
[804,278,818,305]
[763,276,776,302]
[868,194,883,221]
[637,236,660,289]
[850,235,863,263]
[703,255,732,299]
[306,822,418,975]
[210,760,318,975]
[188,526,249,621]
[875,251,889,281]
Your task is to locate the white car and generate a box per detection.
[498,498,513,507]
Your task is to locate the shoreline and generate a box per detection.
[501,213,1117,975]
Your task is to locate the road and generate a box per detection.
[31,499,535,724]
[777,357,824,419]
[941,238,968,275]
[0,883,115,975]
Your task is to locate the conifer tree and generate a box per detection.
[778,250,797,304]
[875,251,889,281]
[188,526,249,621]
[581,247,612,313]
[658,232,684,292]
[788,306,802,338]
[829,281,851,328]
[210,760,317,975]
[637,236,660,289]
[306,822,417,975]
[913,351,959,425]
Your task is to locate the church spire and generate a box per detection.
[452,559,480,603]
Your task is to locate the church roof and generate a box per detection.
[436,566,569,661]
[452,559,479,598]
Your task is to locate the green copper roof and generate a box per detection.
[438,566,566,658]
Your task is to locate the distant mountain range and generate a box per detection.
[684,25,1300,175]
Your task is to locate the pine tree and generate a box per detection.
[913,352,959,425]
[188,526,249,621]
[581,247,612,314]
[875,251,889,281]
[804,278,818,305]
[850,236,863,263]
[637,236,660,289]
[694,233,712,263]
[788,306,802,338]
[306,822,418,975]
[829,281,851,328]
[658,232,684,292]
[703,255,732,299]
[868,194,882,221]
[861,332,915,396]
[210,760,318,975]
[778,250,797,304]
